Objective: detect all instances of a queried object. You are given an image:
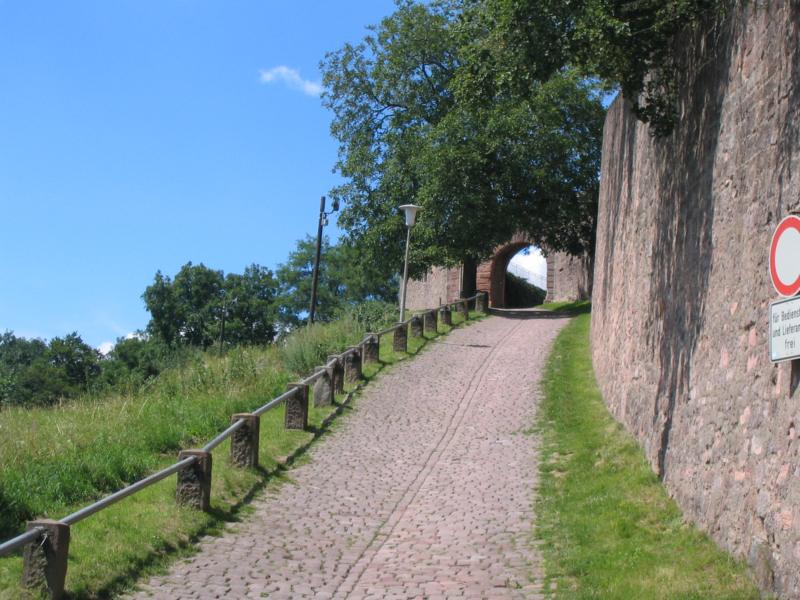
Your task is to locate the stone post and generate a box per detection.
[344,347,363,383]
[459,299,469,320]
[21,520,70,600]
[393,323,408,353]
[176,450,212,511]
[362,334,380,365]
[313,366,334,407]
[285,383,309,430]
[439,305,452,326]
[410,315,423,338]
[230,413,260,468]
[475,291,487,313]
[327,355,344,394]
[423,310,437,335]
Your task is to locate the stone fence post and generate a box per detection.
[458,299,469,320]
[230,413,260,468]
[475,292,487,313]
[344,347,363,383]
[21,520,70,600]
[313,366,334,407]
[327,355,344,394]
[176,450,212,511]
[285,383,309,430]
[423,310,437,335]
[439,305,452,326]
[393,323,407,353]
[410,315,423,338]
[362,334,380,365]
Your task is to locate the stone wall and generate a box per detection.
[591,4,800,596]
[545,252,592,303]
[405,266,462,311]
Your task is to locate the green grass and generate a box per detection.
[535,313,760,599]
[0,309,485,599]
[538,300,592,314]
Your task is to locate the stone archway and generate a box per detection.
[476,233,546,308]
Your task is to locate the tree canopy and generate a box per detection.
[142,262,279,349]
[321,0,724,275]
[321,0,605,277]
[275,235,398,327]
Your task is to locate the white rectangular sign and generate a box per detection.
[770,296,800,362]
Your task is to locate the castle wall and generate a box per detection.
[591,5,800,595]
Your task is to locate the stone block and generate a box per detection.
[439,306,452,326]
[21,520,70,600]
[313,366,334,407]
[176,450,212,511]
[362,334,380,365]
[285,383,309,430]
[327,355,344,394]
[476,292,488,313]
[230,413,260,468]
[423,310,437,334]
[393,324,408,353]
[410,315,423,337]
[458,300,469,320]
[344,347,363,383]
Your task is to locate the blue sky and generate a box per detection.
[0,0,398,348]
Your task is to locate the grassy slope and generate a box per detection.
[0,310,481,599]
[535,313,760,599]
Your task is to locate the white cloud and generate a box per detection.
[259,65,322,97]
[98,341,115,356]
[509,247,547,277]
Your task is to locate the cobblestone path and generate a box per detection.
[129,313,568,599]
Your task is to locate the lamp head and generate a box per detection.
[399,204,421,227]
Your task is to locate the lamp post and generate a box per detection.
[309,196,339,325]
[398,204,421,322]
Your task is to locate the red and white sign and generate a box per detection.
[770,215,800,297]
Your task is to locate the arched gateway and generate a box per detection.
[406,234,592,310]
[404,234,591,311]
[475,233,544,309]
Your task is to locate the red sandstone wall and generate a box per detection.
[545,252,591,304]
[591,5,800,596]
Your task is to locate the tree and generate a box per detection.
[275,236,399,327]
[220,265,279,346]
[0,331,101,406]
[321,0,605,277]
[475,0,727,136]
[275,236,398,327]
[143,262,279,348]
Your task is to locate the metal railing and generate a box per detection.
[0,291,487,596]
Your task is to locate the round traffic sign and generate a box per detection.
[770,215,800,296]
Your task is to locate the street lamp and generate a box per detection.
[398,204,421,322]
[309,196,339,325]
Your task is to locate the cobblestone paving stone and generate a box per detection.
[128,314,567,599]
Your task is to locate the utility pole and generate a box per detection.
[309,196,339,325]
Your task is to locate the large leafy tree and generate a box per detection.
[275,236,398,327]
[321,0,605,277]
[475,0,726,136]
[143,262,279,348]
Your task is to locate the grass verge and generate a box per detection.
[535,313,760,599]
[0,310,484,599]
